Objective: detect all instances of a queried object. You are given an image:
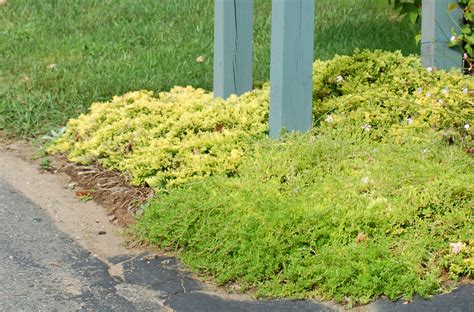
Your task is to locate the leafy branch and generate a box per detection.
[390,0,474,74]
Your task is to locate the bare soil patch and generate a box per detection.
[53,155,154,228]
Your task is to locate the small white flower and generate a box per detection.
[462,87,469,94]
[407,117,413,125]
[422,148,429,155]
[336,75,344,83]
[325,115,334,123]
[361,124,371,132]
[361,177,370,184]
[416,87,423,94]
[425,92,431,98]
[450,35,457,43]
[464,124,470,130]
[449,242,464,255]
[426,67,433,73]
[441,87,449,95]
[438,99,445,105]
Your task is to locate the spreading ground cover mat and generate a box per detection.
[51,50,473,304]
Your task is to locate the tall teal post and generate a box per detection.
[213,0,254,99]
[269,0,314,139]
[421,0,463,71]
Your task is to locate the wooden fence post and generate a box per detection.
[269,0,314,139]
[213,0,254,99]
[421,0,463,71]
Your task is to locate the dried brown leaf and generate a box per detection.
[215,123,224,133]
[355,232,368,244]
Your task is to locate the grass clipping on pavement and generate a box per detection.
[51,50,474,304]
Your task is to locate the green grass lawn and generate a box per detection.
[0,0,418,137]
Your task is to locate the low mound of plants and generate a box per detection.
[51,50,473,304]
[312,50,473,145]
[50,86,269,189]
[51,50,473,190]
[136,131,473,304]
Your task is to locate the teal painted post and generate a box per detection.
[213,0,253,99]
[421,0,463,71]
[269,0,314,139]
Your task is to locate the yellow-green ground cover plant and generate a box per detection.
[51,50,473,305]
[51,86,269,189]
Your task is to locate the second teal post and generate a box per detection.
[269,0,315,138]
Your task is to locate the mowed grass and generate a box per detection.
[0,0,418,137]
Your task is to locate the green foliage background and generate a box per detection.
[390,0,474,72]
